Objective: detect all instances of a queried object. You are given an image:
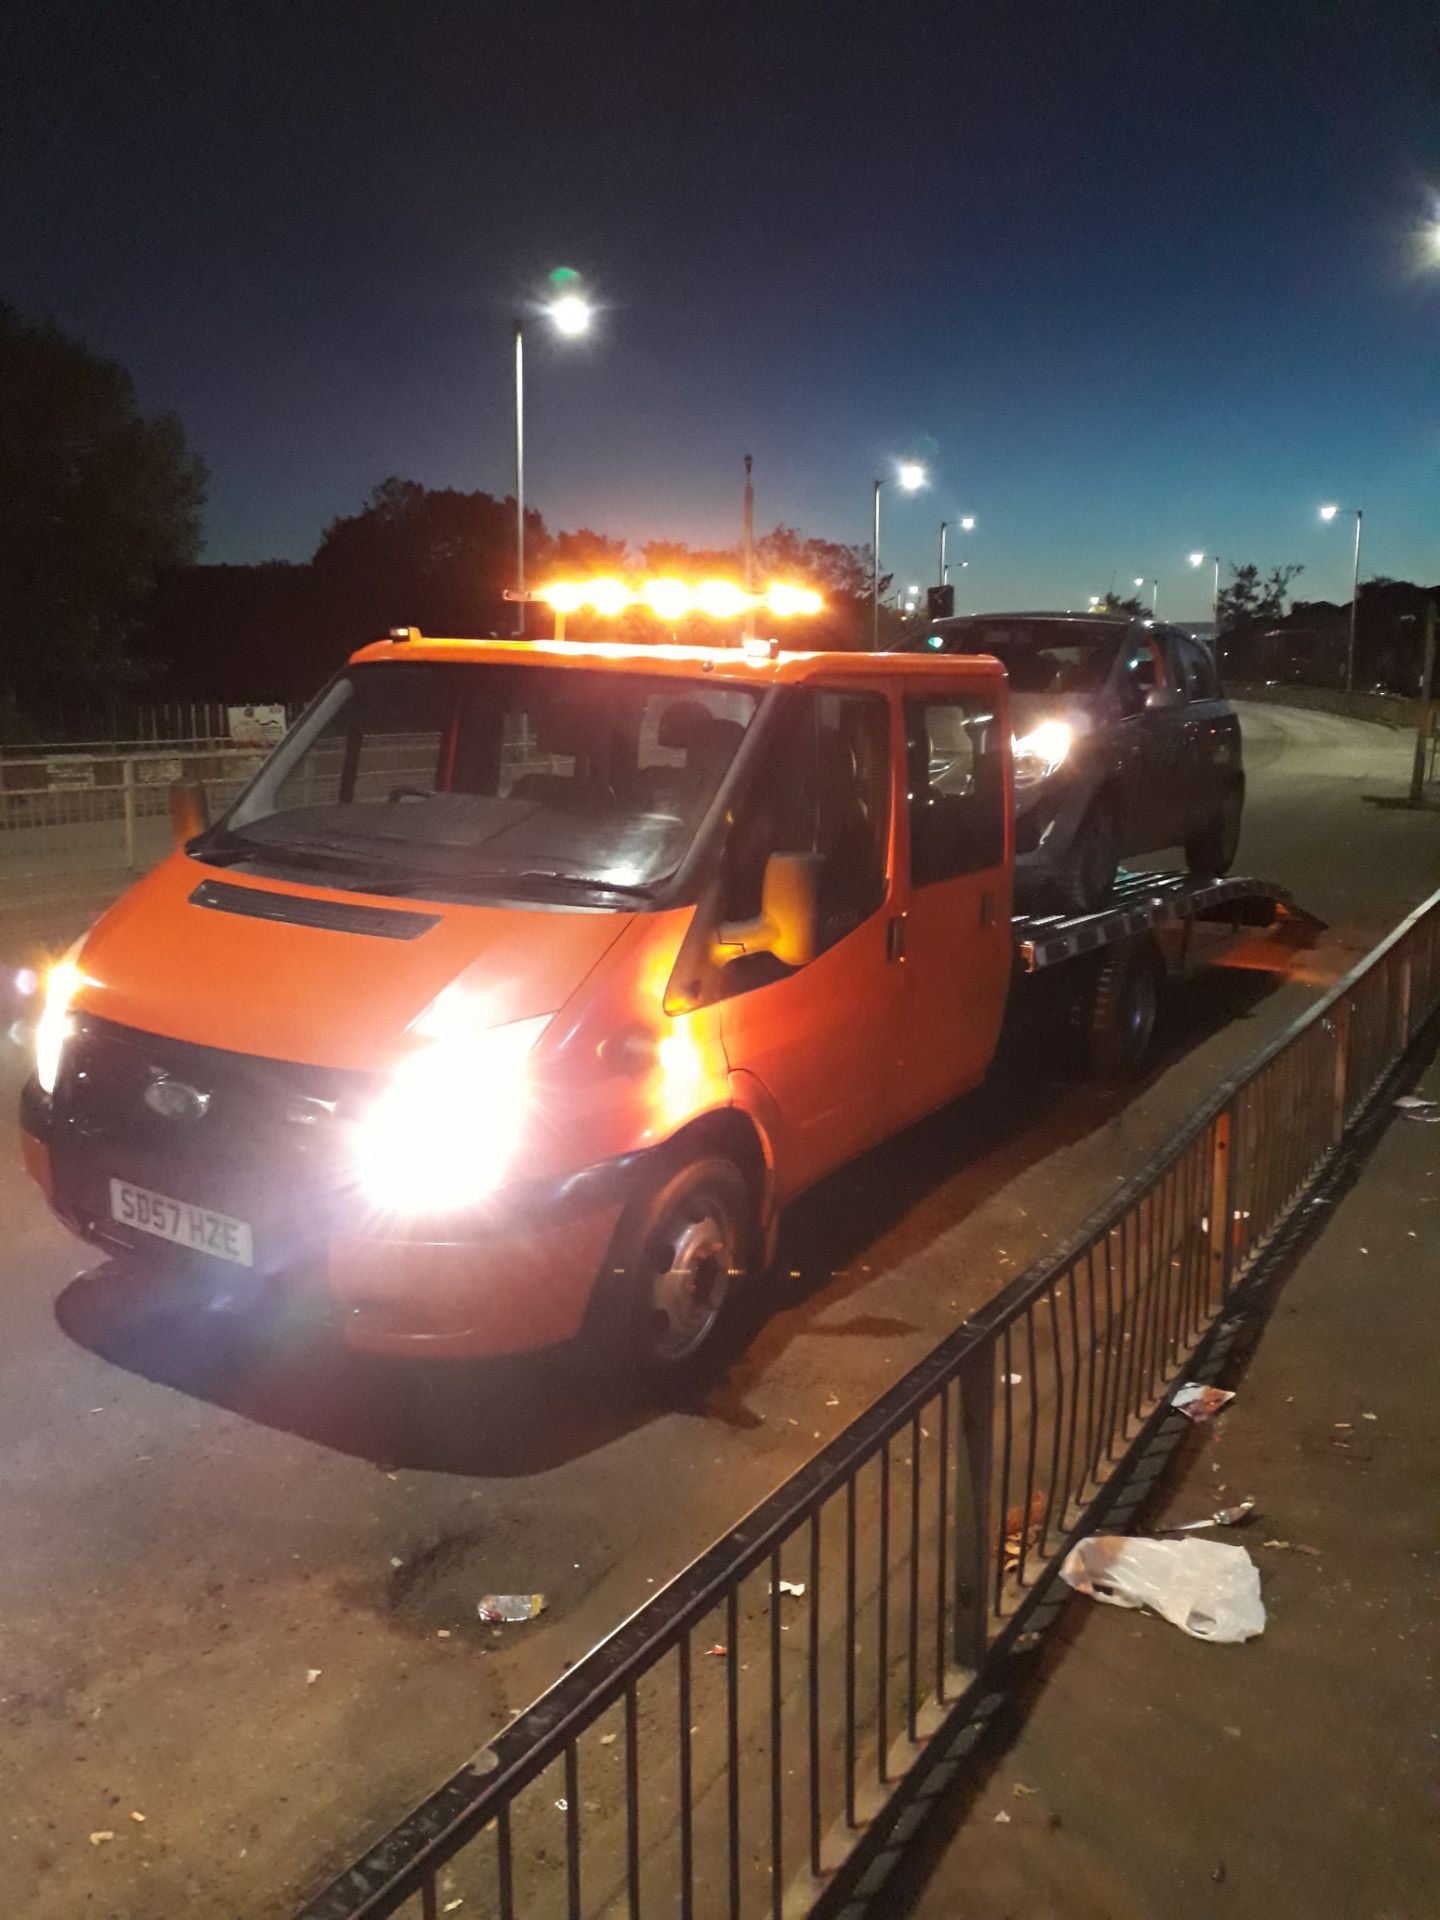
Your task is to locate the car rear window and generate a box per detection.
[906,619,1123,696]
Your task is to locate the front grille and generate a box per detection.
[189,877,440,941]
[51,1015,373,1270]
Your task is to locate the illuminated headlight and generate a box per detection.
[1012,720,1073,789]
[354,1011,551,1215]
[35,956,84,1095]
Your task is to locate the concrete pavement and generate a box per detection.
[893,1039,1440,1920]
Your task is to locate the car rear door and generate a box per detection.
[1175,635,1236,830]
[716,685,905,1198]
[1117,630,1188,851]
[893,670,1013,1125]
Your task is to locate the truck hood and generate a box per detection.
[68,852,632,1074]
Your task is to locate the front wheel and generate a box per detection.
[1056,799,1120,914]
[1185,785,1244,876]
[582,1152,757,1395]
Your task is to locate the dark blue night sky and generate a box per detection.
[3,0,1437,620]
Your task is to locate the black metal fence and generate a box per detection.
[299,886,1440,1920]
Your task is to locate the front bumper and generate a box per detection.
[1012,774,1091,882]
[20,1015,644,1359]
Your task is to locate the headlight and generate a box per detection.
[35,955,84,1095]
[353,1010,552,1215]
[1012,719,1073,789]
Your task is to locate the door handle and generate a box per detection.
[886,914,907,961]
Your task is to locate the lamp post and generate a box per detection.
[513,288,593,637]
[1319,504,1363,694]
[1189,551,1221,631]
[1134,576,1158,616]
[938,514,976,588]
[872,461,926,649]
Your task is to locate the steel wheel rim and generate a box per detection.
[644,1198,736,1362]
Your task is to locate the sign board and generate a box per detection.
[47,757,96,790]
[136,756,184,785]
[227,704,287,747]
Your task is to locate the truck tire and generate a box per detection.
[1082,935,1164,1081]
[580,1150,757,1397]
[1056,798,1120,913]
[1185,783,1244,877]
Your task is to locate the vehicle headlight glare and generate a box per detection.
[36,957,83,1096]
[354,1013,552,1215]
[1012,720,1073,788]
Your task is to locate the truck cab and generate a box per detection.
[21,636,1012,1387]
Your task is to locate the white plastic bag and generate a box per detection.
[1060,1535,1266,1643]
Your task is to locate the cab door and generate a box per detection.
[717,686,904,1199]
[894,677,1013,1125]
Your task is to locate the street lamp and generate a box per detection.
[938,513,977,588]
[513,284,594,636]
[872,461,926,649]
[1319,503,1363,693]
[1134,576,1159,616]
[1189,551,1221,630]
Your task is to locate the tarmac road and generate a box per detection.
[0,703,1434,1918]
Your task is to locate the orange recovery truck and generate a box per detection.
[18,633,1291,1387]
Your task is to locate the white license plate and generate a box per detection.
[109,1178,253,1268]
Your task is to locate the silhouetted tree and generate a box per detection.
[0,303,206,713]
[1216,562,1303,631]
[309,477,539,644]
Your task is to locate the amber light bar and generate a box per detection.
[533,577,824,619]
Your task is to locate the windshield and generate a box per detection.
[902,619,1123,696]
[217,661,760,901]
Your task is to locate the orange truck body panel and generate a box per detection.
[21,638,1012,1358]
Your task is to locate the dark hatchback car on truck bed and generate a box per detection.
[895,612,1244,910]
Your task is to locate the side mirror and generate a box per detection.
[714,851,822,969]
[170,780,209,847]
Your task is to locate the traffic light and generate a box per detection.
[926,584,954,620]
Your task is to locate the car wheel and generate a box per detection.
[1081,935,1164,1080]
[1185,784,1243,876]
[1056,798,1120,913]
[582,1152,756,1396]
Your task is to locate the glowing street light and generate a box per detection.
[871,460,927,649]
[1319,503,1364,693]
[1189,551,1221,628]
[546,293,592,338]
[513,273,597,637]
[1134,575,1159,615]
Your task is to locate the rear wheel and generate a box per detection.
[1081,935,1164,1080]
[1057,798,1120,913]
[1185,783,1244,876]
[582,1152,756,1395]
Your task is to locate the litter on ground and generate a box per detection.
[1163,1499,1255,1532]
[477,1594,547,1623]
[1060,1535,1266,1642]
[1173,1383,1235,1423]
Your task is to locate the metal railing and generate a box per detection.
[0,745,269,952]
[298,885,1440,1920]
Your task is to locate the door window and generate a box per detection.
[1179,637,1220,701]
[903,696,1005,885]
[724,691,890,961]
